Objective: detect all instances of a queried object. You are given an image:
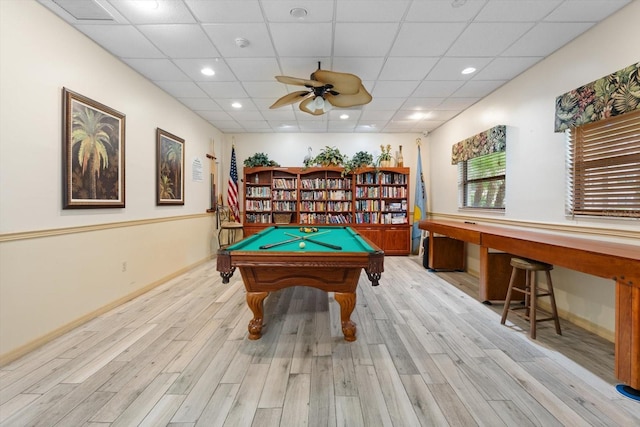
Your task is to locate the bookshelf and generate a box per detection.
[243,167,410,255]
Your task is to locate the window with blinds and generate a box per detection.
[566,109,640,218]
[458,151,506,209]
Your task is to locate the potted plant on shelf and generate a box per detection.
[311,146,346,167]
[243,152,280,167]
[343,150,373,176]
[377,144,394,167]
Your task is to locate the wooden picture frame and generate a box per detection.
[156,128,185,205]
[62,88,125,209]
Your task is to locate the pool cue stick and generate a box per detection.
[284,230,331,239]
[303,237,342,250]
[284,231,342,250]
[259,236,302,249]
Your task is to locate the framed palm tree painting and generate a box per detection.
[156,128,185,205]
[62,88,125,209]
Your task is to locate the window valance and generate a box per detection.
[554,62,640,132]
[451,125,506,164]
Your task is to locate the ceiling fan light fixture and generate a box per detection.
[290,7,308,19]
[313,96,325,110]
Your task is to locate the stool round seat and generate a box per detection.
[510,257,553,271]
[501,257,561,339]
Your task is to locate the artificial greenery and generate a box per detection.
[310,146,346,167]
[343,151,374,175]
[376,144,393,165]
[243,152,280,167]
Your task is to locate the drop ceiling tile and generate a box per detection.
[242,82,288,98]
[178,98,222,111]
[355,123,385,132]
[390,23,467,56]
[216,98,258,111]
[199,82,249,99]
[261,109,297,121]
[209,120,244,131]
[154,81,209,98]
[108,0,196,24]
[426,57,493,80]
[364,97,406,110]
[197,111,234,121]
[544,0,631,21]
[427,110,461,121]
[453,80,506,97]
[279,58,331,78]
[336,1,411,22]
[331,58,385,81]
[360,110,396,121]
[475,1,562,22]
[472,57,543,80]
[122,58,190,81]
[438,98,480,109]
[378,58,439,81]
[334,23,399,57]
[202,23,275,57]
[447,23,534,56]
[328,110,361,121]
[186,0,264,22]
[371,81,420,98]
[269,23,332,57]
[173,59,236,82]
[137,24,219,58]
[226,58,281,82]
[228,111,266,121]
[413,81,465,98]
[74,24,164,57]
[502,22,594,56]
[241,121,272,131]
[406,1,487,22]
[262,0,334,22]
[401,98,446,110]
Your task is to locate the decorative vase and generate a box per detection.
[380,160,391,167]
[397,145,404,167]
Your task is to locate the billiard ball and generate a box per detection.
[299,241,306,249]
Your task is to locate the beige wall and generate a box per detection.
[425,1,640,338]
[0,0,222,361]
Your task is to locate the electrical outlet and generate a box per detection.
[122,262,127,272]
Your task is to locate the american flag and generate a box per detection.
[227,145,240,222]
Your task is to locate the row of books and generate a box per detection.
[299,213,354,224]
[381,200,408,211]
[245,187,271,197]
[381,213,407,224]
[272,201,296,211]
[381,186,407,197]
[272,178,297,189]
[245,200,271,211]
[272,190,296,200]
[355,200,381,211]
[300,178,351,189]
[245,213,272,223]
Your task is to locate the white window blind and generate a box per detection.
[566,109,640,218]
[458,151,506,209]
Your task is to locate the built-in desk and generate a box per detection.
[419,219,640,393]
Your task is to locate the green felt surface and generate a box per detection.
[226,226,374,253]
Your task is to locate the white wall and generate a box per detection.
[0,0,222,360]
[425,0,640,338]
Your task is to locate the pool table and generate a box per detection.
[216,226,384,341]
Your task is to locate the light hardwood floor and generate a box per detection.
[1,256,639,426]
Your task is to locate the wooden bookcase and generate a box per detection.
[243,167,411,255]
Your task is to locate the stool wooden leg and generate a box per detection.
[546,270,562,335]
[501,267,518,325]
[530,271,537,339]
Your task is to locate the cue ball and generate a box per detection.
[299,242,306,249]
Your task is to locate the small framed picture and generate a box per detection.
[62,88,125,208]
[156,128,185,205]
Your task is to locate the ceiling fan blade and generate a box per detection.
[299,97,326,115]
[275,75,325,88]
[325,85,372,108]
[312,69,362,95]
[270,91,312,109]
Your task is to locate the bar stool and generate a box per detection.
[500,257,561,339]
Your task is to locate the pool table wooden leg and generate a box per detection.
[246,291,269,340]
[334,292,357,342]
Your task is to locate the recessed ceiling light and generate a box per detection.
[409,112,426,120]
[200,67,215,76]
[461,67,476,75]
[290,7,308,19]
[340,114,349,120]
[231,102,242,109]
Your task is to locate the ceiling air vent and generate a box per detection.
[53,0,114,21]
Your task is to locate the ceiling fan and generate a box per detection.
[269,62,372,115]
